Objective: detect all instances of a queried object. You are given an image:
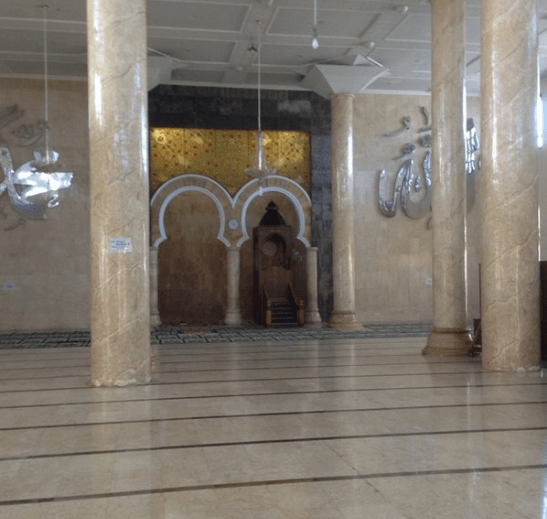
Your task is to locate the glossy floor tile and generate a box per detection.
[0,336,546,518]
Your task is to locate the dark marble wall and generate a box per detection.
[149,85,333,321]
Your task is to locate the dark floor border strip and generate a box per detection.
[0,380,544,398]
[1,425,546,462]
[1,400,546,431]
[0,463,544,507]
[0,351,429,371]
[150,346,425,358]
[0,360,481,381]
[0,368,484,385]
[0,356,478,378]
[152,352,428,364]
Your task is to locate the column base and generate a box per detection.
[224,312,243,326]
[328,311,362,330]
[422,328,472,357]
[150,313,161,329]
[305,310,323,327]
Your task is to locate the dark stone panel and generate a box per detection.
[148,84,333,322]
[309,94,333,321]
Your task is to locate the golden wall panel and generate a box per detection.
[150,128,310,194]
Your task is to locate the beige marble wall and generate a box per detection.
[352,93,482,325]
[0,81,487,332]
[0,78,90,332]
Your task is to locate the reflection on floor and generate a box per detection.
[0,335,546,518]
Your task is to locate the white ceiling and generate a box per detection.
[1,0,547,97]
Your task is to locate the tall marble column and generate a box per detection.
[87,0,150,386]
[423,0,471,356]
[480,0,540,370]
[224,247,242,326]
[305,247,322,326]
[328,94,360,329]
[150,247,161,328]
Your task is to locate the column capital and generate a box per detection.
[330,93,355,101]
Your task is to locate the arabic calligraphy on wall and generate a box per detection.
[377,107,479,220]
[0,104,73,223]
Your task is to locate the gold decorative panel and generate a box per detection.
[150,128,310,194]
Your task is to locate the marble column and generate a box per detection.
[224,247,242,326]
[480,0,540,370]
[423,0,471,356]
[150,247,161,328]
[328,94,360,329]
[87,0,150,386]
[305,247,323,326]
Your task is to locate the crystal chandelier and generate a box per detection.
[244,19,276,185]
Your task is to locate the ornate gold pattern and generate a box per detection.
[150,128,310,194]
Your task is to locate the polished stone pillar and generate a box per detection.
[328,94,360,329]
[88,0,150,386]
[480,0,540,370]
[224,247,242,326]
[150,247,161,328]
[305,247,322,326]
[423,0,471,356]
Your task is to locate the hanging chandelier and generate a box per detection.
[244,19,276,185]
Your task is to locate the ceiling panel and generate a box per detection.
[148,38,236,63]
[269,7,379,39]
[171,69,226,83]
[386,13,430,43]
[0,29,86,54]
[372,47,431,73]
[466,16,481,46]
[0,0,546,95]
[147,1,249,31]
[245,71,303,87]
[6,60,87,78]
[260,43,346,67]
[0,1,85,22]
[367,76,432,93]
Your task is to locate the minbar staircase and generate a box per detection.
[262,284,304,328]
[270,298,298,327]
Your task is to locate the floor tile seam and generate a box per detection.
[0,369,486,384]
[0,365,89,372]
[155,346,429,354]
[1,426,546,462]
[0,361,485,376]
[1,401,546,430]
[152,350,426,358]
[0,380,544,397]
[0,352,433,367]
[149,354,459,364]
[0,463,544,508]
[2,398,546,412]
[154,359,475,368]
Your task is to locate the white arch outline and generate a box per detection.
[151,174,234,208]
[154,186,230,248]
[237,184,311,248]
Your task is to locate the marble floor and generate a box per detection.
[0,335,546,518]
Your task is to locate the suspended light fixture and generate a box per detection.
[311,0,319,49]
[244,19,276,185]
[40,4,54,166]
